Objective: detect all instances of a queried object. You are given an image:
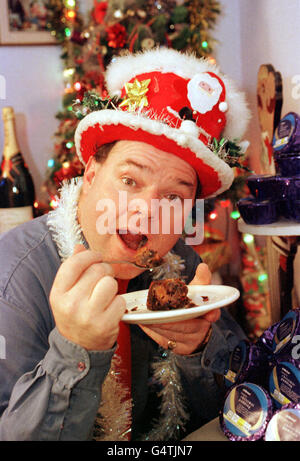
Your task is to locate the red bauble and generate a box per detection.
[70,30,87,45]
[93,1,108,24]
[53,162,81,186]
[106,23,127,48]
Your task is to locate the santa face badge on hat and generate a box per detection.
[188,72,226,114]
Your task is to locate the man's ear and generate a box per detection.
[82,156,98,193]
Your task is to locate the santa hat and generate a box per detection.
[74,47,251,198]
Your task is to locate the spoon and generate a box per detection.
[101,259,165,270]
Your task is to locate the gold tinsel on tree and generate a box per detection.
[188,0,221,56]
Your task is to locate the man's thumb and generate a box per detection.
[73,244,87,255]
[190,263,211,285]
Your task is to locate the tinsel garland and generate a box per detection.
[93,355,133,441]
[141,349,189,441]
[46,177,189,440]
[188,0,221,56]
[94,349,190,441]
[47,177,86,261]
[210,137,252,172]
[150,252,186,280]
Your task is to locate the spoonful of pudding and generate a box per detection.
[102,247,165,270]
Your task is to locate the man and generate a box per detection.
[0,48,250,440]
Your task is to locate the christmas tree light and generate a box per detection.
[258,273,268,283]
[209,211,218,221]
[243,233,254,244]
[231,210,241,220]
[66,10,76,20]
[64,0,76,7]
[220,199,230,208]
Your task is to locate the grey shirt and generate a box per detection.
[0,215,245,440]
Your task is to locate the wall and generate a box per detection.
[214,0,242,83]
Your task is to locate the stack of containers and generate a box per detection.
[237,112,300,225]
[220,308,300,441]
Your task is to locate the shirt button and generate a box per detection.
[77,361,86,372]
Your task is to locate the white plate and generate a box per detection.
[121,285,240,325]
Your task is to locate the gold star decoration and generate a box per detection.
[119,78,151,111]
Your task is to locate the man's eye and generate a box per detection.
[122,177,136,187]
[165,194,181,202]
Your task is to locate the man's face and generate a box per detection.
[78,140,197,279]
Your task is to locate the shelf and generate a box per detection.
[238,218,300,236]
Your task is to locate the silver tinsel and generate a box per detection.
[93,355,133,441]
[150,252,186,280]
[141,349,189,441]
[94,349,189,442]
[47,177,85,261]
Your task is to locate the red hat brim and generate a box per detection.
[75,110,234,199]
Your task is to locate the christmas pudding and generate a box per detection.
[274,153,300,176]
[237,197,279,225]
[134,247,163,268]
[146,278,195,311]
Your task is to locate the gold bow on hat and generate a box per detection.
[119,78,151,111]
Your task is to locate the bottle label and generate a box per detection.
[0,206,33,233]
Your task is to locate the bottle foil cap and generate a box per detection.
[2,106,15,121]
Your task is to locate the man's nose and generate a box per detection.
[128,188,159,231]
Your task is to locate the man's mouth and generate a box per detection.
[117,230,148,251]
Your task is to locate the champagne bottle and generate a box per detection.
[0,106,35,234]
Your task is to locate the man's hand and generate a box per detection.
[140,263,220,355]
[49,244,126,351]
[189,262,212,286]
